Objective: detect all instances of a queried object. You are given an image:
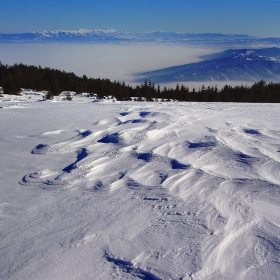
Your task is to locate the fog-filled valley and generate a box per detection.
[0,43,216,86]
[0,42,260,90]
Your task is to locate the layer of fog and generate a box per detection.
[0,43,254,89]
[0,43,214,81]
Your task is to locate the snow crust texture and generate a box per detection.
[1,98,280,280]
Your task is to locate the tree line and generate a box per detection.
[1,62,280,102]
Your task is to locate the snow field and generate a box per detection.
[0,98,280,279]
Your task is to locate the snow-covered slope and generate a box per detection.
[0,97,280,279]
[138,47,280,83]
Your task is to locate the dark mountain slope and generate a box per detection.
[137,48,280,83]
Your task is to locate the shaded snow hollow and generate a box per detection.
[0,98,280,280]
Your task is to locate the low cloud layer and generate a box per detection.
[0,43,256,89]
[0,43,215,82]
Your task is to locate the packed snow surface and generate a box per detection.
[1,97,280,280]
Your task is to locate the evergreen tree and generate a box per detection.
[1,62,280,103]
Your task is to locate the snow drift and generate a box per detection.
[0,96,280,279]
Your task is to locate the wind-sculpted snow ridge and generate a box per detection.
[1,100,280,279]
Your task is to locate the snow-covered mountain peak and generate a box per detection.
[92,28,118,34]
[31,28,119,36]
[2,30,280,46]
[234,49,256,59]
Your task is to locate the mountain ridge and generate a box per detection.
[137,47,280,83]
[1,29,280,46]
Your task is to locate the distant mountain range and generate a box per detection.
[137,48,280,83]
[1,29,280,47]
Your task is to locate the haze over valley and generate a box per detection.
[1,29,280,89]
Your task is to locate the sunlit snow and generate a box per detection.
[1,96,280,279]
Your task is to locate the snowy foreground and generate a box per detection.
[1,96,280,280]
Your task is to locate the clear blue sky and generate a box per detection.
[1,0,279,37]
